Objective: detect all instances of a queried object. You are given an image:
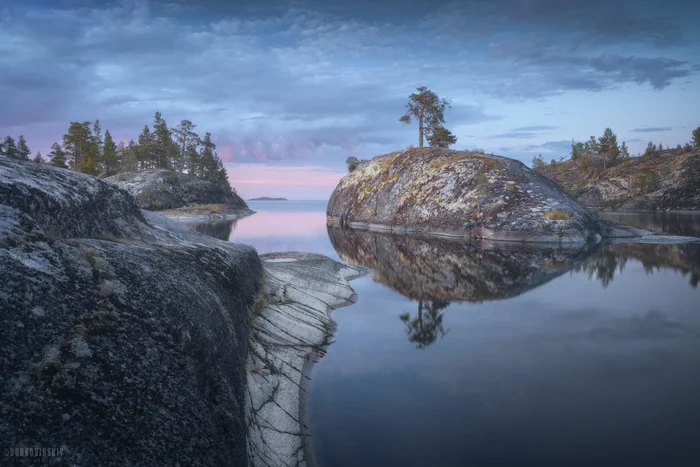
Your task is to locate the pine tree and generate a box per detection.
[33,151,44,163]
[644,141,657,157]
[16,135,31,160]
[63,121,93,170]
[152,111,173,169]
[2,136,18,159]
[199,132,216,181]
[137,126,154,169]
[620,141,630,160]
[103,129,118,174]
[426,125,457,148]
[92,119,103,170]
[399,86,451,148]
[173,120,198,173]
[48,142,68,168]
[531,153,546,169]
[692,127,700,147]
[597,128,620,168]
[571,140,585,160]
[121,140,139,172]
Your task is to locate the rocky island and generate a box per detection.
[0,158,360,466]
[535,147,700,211]
[106,169,254,221]
[328,148,650,244]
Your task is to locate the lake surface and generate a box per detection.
[188,201,700,467]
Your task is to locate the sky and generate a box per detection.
[1,0,699,199]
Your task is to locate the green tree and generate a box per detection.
[33,151,43,163]
[16,135,31,160]
[173,120,197,173]
[63,121,93,170]
[152,111,173,169]
[532,153,546,169]
[620,141,630,160]
[427,125,457,148]
[346,156,360,172]
[597,127,620,168]
[103,129,118,174]
[692,127,700,147]
[399,86,450,148]
[198,132,217,180]
[571,140,585,160]
[48,142,68,168]
[121,140,139,172]
[92,119,103,167]
[644,141,657,157]
[137,125,154,169]
[2,136,18,159]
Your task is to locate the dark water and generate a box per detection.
[190,202,700,467]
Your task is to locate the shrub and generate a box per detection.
[630,169,661,193]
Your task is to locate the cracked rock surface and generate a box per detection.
[246,252,365,467]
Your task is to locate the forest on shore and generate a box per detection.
[0,112,232,193]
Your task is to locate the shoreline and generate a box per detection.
[245,252,366,467]
[159,204,256,222]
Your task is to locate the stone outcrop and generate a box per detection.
[535,149,700,211]
[246,252,365,467]
[1,158,261,466]
[106,169,248,211]
[327,148,648,243]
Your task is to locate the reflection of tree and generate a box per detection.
[186,219,237,241]
[399,300,450,349]
[578,243,700,289]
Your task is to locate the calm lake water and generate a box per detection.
[188,202,700,467]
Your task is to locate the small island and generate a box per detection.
[248,197,287,201]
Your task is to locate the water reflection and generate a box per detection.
[399,300,450,349]
[599,211,700,238]
[328,225,596,303]
[184,219,237,241]
[579,242,700,288]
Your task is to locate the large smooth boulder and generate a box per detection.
[1,158,261,466]
[106,170,248,211]
[327,148,643,243]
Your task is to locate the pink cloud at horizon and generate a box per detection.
[227,163,346,200]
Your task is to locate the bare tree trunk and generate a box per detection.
[418,117,423,148]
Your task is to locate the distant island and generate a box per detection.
[249,197,287,201]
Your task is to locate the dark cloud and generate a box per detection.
[0,0,697,165]
[630,127,673,133]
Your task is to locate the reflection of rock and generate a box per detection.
[184,219,237,241]
[579,242,700,288]
[246,252,365,467]
[328,225,597,302]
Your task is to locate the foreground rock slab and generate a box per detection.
[328,148,652,243]
[1,158,261,466]
[246,252,365,467]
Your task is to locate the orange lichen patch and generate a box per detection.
[542,210,570,220]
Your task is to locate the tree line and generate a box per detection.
[0,112,233,192]
[532,126,700,170]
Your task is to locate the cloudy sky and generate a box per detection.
[2,0,699,199]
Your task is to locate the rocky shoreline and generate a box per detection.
[0,158,361,467]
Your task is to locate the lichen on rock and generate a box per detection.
[327,148,624,243]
